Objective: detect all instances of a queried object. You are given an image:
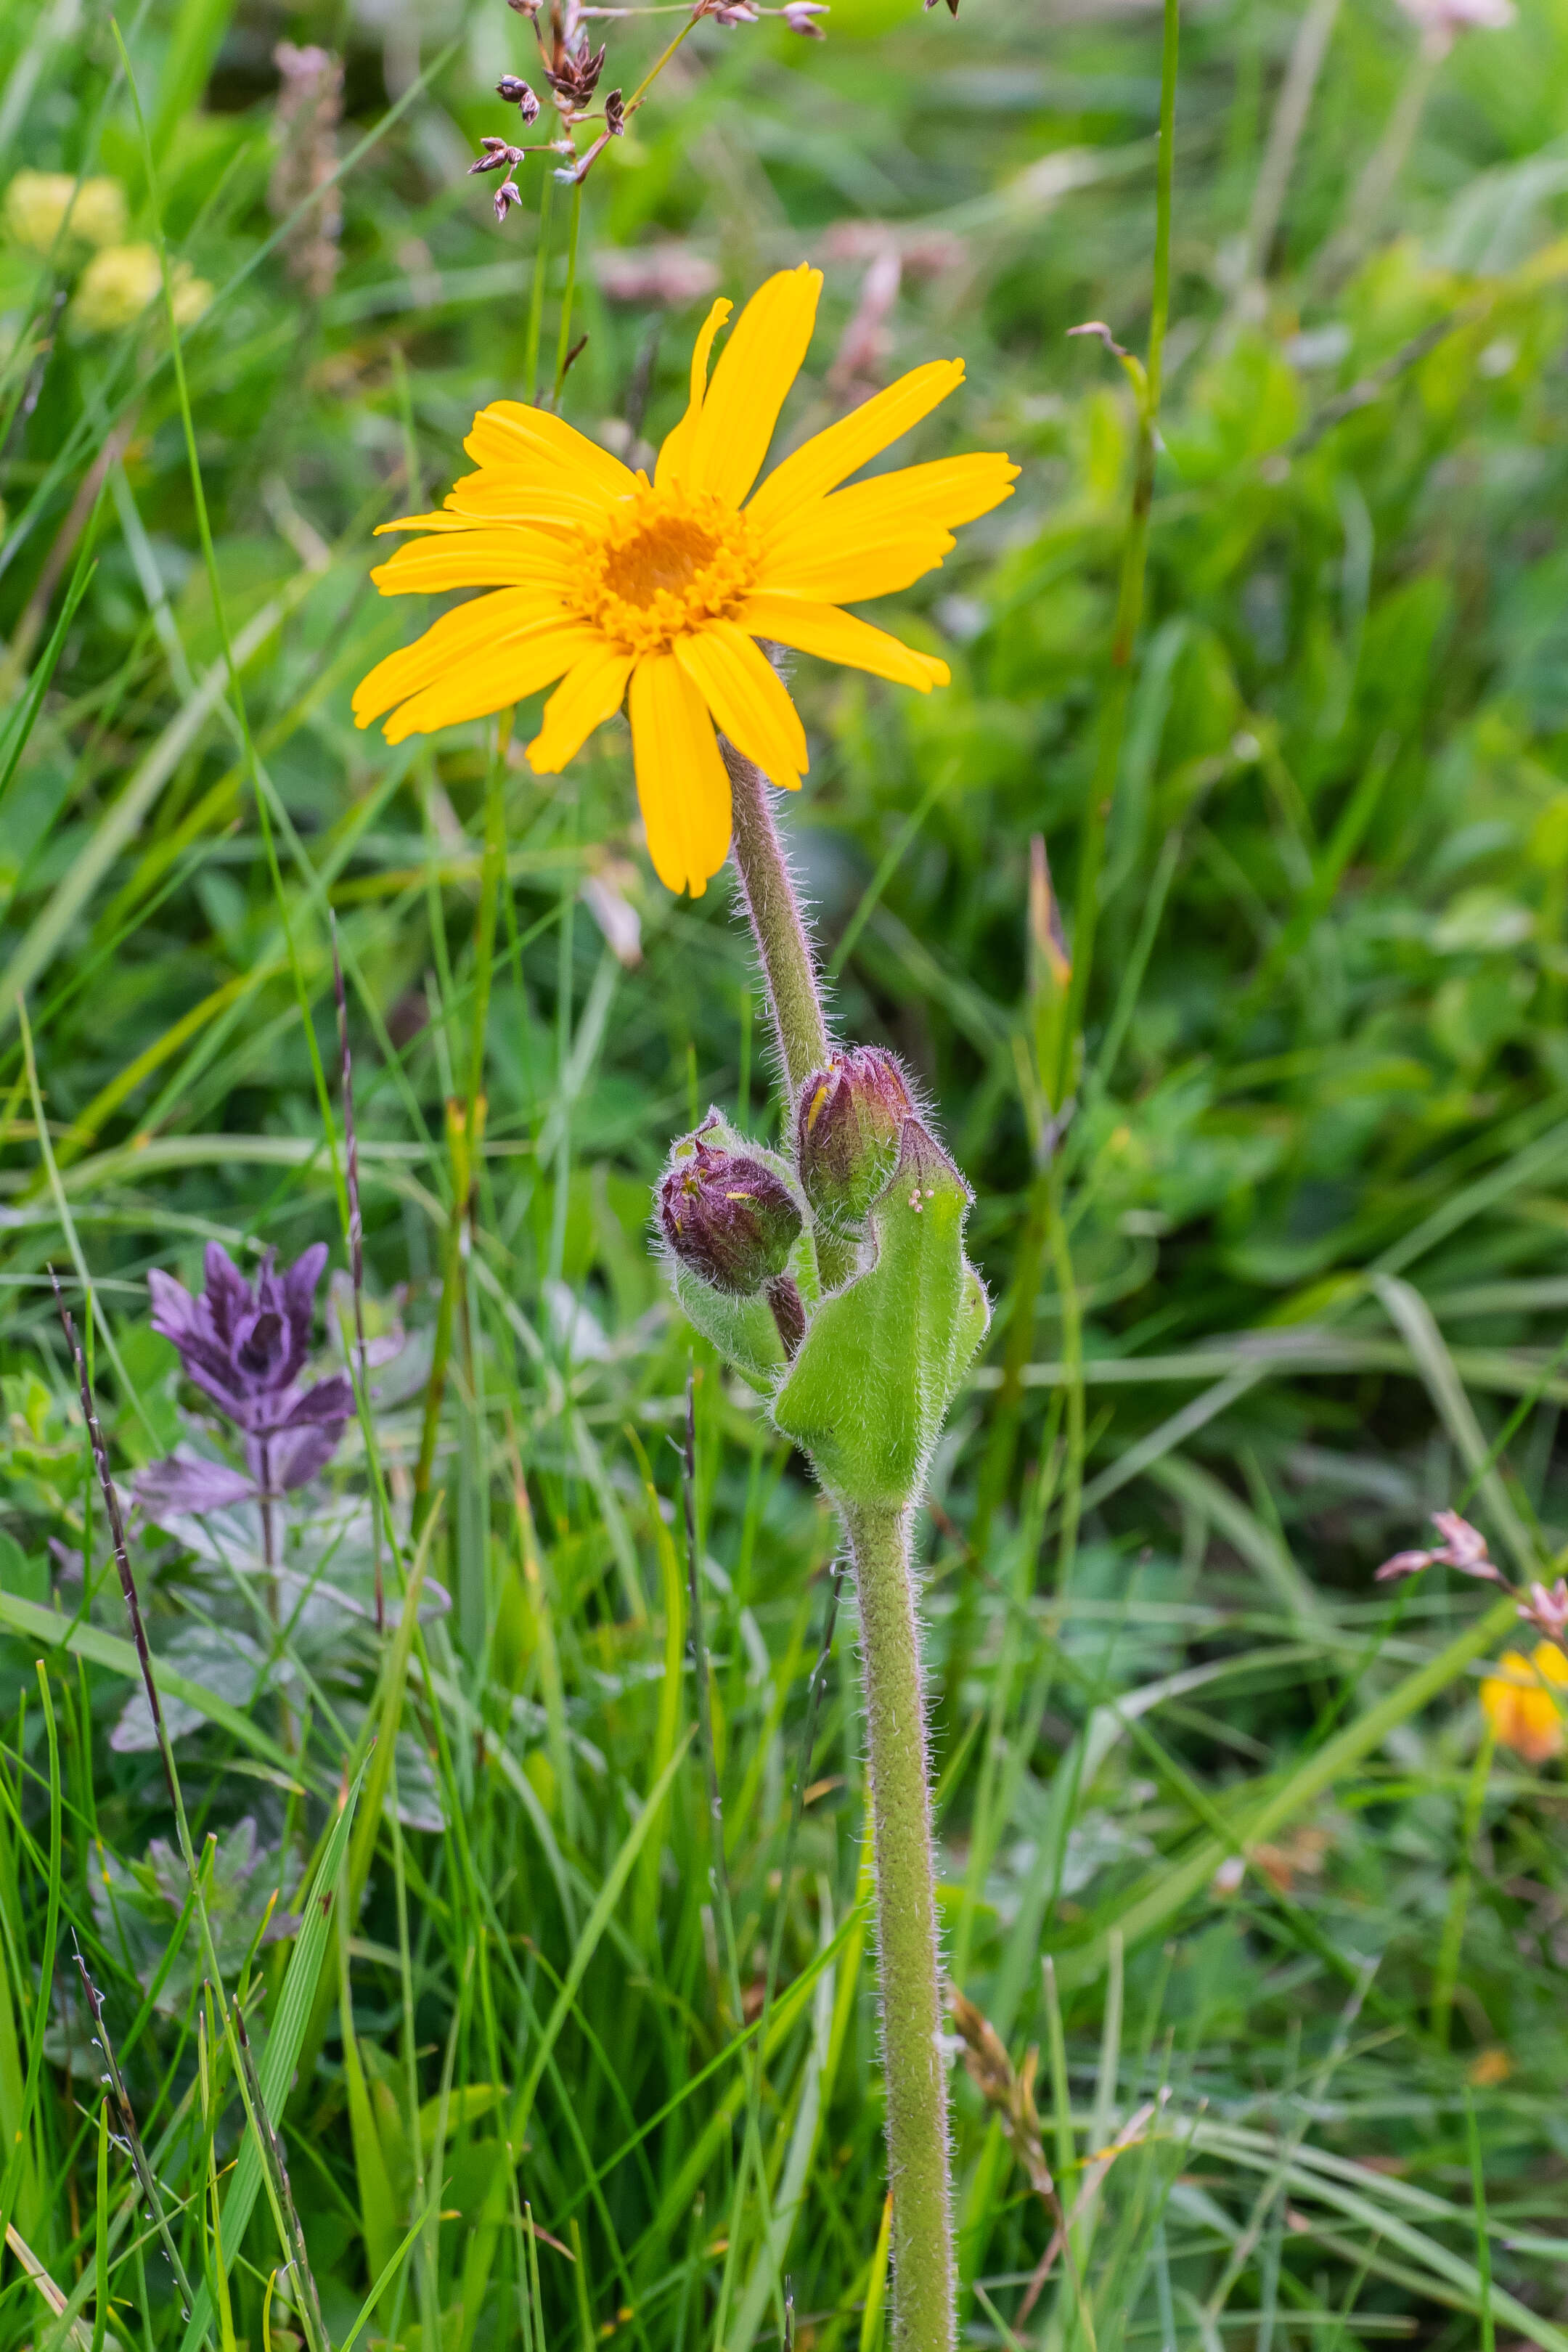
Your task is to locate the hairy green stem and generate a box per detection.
[727,747,955,2338]
[724,743,830,1098]
[724,745,858,1292]
[845,1502,954,2352]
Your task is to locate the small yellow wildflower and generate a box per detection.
[72,245,210,335]
[1479,1642,1568,1765]
[4,170,127,255]
[354,265,1018,896]
[73,242,161,332]
[170,266,213,330]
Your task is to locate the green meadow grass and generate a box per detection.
[5,0,1568,2344]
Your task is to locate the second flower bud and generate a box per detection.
[796,1047,913,1234]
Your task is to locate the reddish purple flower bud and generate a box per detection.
[1521,1577,1568,1641]
[497,75,541,120]
[660,1136,802,1296]
[470,136,519,173]
[1374,1548,1434,1583]
[795,1047,913,1233]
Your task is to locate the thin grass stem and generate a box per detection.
[1063,0,1180,1047]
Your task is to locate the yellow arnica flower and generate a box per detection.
[1480,1642,1568,1765]
[353,266,1018,895]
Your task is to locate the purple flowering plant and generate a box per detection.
[139,1242,355,1519]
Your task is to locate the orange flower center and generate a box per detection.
[568,485,759,656]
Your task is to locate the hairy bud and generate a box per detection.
[660,1134,803,1296]
[796,1048,913,1233]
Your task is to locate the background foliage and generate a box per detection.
[4,0,1568,2343]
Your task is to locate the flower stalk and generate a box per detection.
[845,1500,955,2351]
[722,743,830,1095]
[722,742,860,1296]
[660,764,989,2352]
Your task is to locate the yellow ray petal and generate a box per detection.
[759,453,1018,572]
[379,621,597,743]
[627,654,734,897]
[759,533,955,604]
[370,527,575,597]
[654,298,732,490]
[441,470,629,532]
[744,358,965,531]
[463,401,637,499]
[673,621,807,789]
[353,589,570,727]
[679,266,822,510]
[373,509,486,537]
[526,643,637,774]
[738,593,950,691]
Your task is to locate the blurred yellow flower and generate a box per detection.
[171,265,213,329]
[1480,1642,1568,1765]
[73,245,210,335]
[73,242,160,331]
[354,265,1017,896]
[4,171,127,254]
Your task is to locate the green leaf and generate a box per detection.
[772,1122,989,1508]
[0,1593,294,1773]
[671,1260,786,1391]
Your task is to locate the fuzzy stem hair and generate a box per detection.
[846,1500,954,2352]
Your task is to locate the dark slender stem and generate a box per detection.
[1063,0,1180,1046]
[330,911,383,1633]
[233,2002,331,2352]
[255,1432,300,1762]
[412,1156,473,1538]
[53,1272,326,2352]
[764,1273,806,1358]
[75,1947,201,2321]
[258,1440,277,1583]
[53,1271,179,1816]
